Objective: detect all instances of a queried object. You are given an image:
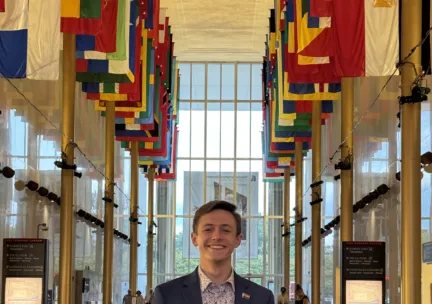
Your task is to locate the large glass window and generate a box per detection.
[137,63,294,294]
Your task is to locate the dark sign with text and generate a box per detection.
[341,241,385,304]
[2,239,48,304]
[423,242,432,264]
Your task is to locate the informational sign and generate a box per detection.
[4,277,43,304]
[2,239,48,304]
[423,242,432,264]
[345,280,383,304]
[341,242,385,304]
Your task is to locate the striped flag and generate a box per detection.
[0,0,60,80]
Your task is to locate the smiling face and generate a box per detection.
[191,209,242,264]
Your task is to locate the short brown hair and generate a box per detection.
[192,200,242,236]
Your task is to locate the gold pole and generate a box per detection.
[340,77,354,242]
[295,142,303,285]
[311,101,322,303]
[103,102,115,304]
[401,0,422,302]
[129,142,139,293]
[283,168,290,288]
[59,33,76,304]
[147,167,155,292]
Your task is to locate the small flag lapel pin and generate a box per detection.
[242,293,251,300]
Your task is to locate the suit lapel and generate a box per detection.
[234,274,251,304]
[181,268,202,304]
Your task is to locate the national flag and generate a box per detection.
[75,0,137,83]
[0,0,60,80]
[332,0,399,76]
[77,0,126,60]
[295,0,331,61]
[76,0,118,54]
[61,0,102,34]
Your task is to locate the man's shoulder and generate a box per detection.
[155,273,190,291]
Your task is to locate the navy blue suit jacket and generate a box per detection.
[154,268,274,304]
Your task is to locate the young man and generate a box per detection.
[154,200,274,304]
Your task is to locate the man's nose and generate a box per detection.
[211,229,222,239]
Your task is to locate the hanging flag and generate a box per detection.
[0,0,5,12]
[75,0,136,83]
[76,0,118,53]
[332,0,399,76]
[0,0,60,80]
[61,0,102,34]
[77,0,126,60]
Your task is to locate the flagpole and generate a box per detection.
[400,0,422,302]
[103,101,115,304]
[294,142,303,285]
[129,141,139,293]
[311,101,322,303]
[147,167,155,293]
[283,168,290,289]
[59,32,76,304]
[340,77,354,242]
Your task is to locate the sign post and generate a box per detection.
[2,238,49,304]
[341,241,385,304]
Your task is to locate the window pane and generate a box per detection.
[179,63,190,100]
[190,160,204,213]
[176,217,191,274]
[10,111,27,156]
[221,103,235,158]
[138,217,148,273]
[266,218,283,276]
[421,173,431,217]
[267,182,283,216]
[237,64,251,100]
[207,64,221,100]
[422,219,431,244]
[236,102,250,158]
[190,102,205,157]
[138,172,148,215]
[251,160,264,216]
[178,102,190,157]
[206,102,221,158]
[192,64,205,100]
[222,64,235,100]
[155,182,174,215]
[154,218,173,276]
[177,160,190,216]
[206,160,221,202]
[220,160,234,202]
[236,160,250,215]
[251,103,263,158]
[251,64,262,100]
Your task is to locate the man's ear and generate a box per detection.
[191,232,198,247]
[235,234,242,248]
